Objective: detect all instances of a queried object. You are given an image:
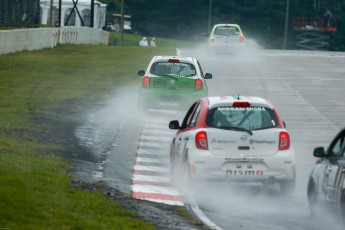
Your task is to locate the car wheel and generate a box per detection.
[307,180,318,217]
[279,179,295,195]
[180,154,193,192]
[341,189,345,220]
[169,149,177,185]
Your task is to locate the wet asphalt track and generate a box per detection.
[76,47,345,230]
[178,47,345,230]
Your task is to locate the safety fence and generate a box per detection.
[0,0,40,28]
[0,26,110,55]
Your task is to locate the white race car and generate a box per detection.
[169,96,296,194]
[208,23,246,53]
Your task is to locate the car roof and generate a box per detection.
[205,96,274,110]
[213,24,241,28]
[150,56,197,64]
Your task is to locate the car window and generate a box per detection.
[197,61,204,78]
[329,131,345,157]
[206,106,278,130]
[214,27,239,36]
[181,102,198,129]
[189,103,201,128]
[150,62,196,77]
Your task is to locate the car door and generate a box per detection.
[324,129,345,204]
[174,102,199,164]
[181,102,202,164]
[196,61,208,93]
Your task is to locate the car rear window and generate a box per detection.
[150,62,196,77]
[206,106,278,130]
[214,27,239,36]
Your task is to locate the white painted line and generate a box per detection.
[141,129,176,136]
[136,157,169,164]
[140,135,173,142]
[137,148,169,156]
[138,142,167,148]
[132,184,182,196]
[134,165,169,173]
[140,197,184,206]
[190,205,222,230]
[132,174,171,183]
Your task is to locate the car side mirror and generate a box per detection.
[313,147,326,158]
[138,70,145,76]
[204,73,213,79]
[169,120,180,129]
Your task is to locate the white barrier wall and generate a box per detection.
[0,27,109,55]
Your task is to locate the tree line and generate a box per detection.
[103,0,345,51]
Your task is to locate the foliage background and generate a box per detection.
[102,0,345,51]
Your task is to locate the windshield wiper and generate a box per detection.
[221,126,253,135]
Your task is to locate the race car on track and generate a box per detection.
[169,96,296,194]
[137,56,212,110]
[307,127,345,219]
[208,23,245,52]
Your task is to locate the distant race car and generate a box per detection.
[307,127,345,219]
[169,96,296,194]
[208,23,246,52]
[137,56,212,110]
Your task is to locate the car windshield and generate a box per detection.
[214,27,239,36]
[150,62,196,77]
[206,106,278,131]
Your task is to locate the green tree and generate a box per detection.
[103,0,345,50]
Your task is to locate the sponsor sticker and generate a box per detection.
[210,137,237,144]
[158,102,179,107]
[249,139,276,145]
[217,107,266,111]
[225,170,264,176]
[225,157,264,162]
[158,62,188,67]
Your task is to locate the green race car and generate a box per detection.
[138,56,213,110]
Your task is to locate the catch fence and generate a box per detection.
[0,0,40,28]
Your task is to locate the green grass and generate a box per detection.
[109,31,198,48]
[0,42,181,229]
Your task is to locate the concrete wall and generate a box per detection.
[0,27,109,55]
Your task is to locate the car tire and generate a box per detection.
[341,189,345,221]
[279,179,295,195]
[180,154,193,192]
[307,180,318,217]
[169,149,177,185]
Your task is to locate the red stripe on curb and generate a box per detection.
[132,192,185,202]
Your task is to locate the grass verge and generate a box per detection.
[0,43,179,229]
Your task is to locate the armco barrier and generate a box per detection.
[0,27,109,55]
